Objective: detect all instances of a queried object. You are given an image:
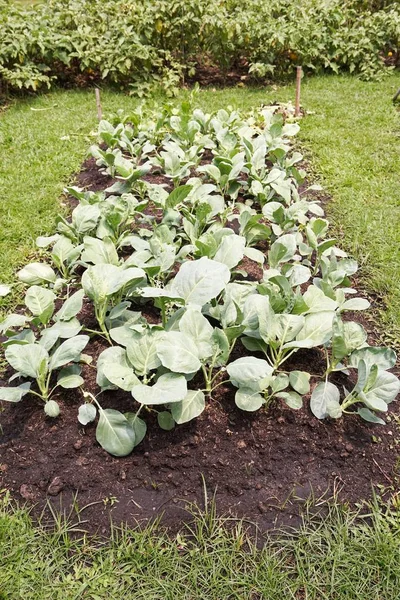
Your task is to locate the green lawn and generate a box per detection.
[1,491,400,599]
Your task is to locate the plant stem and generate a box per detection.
[210,380,228,393]
[341,393,358,412]
[160,300,167,327]
[201,364,211,392]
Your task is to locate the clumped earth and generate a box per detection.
[0,157,399,535]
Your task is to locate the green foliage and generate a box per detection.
[0,0,399,94]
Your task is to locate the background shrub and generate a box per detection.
[0,0,399,94]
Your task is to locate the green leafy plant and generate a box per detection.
[0,335,89,416]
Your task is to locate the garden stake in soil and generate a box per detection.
[95,88,102,121]
[295,66,302,117]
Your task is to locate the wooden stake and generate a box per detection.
[95,88,102,121]
[295,66,302,117]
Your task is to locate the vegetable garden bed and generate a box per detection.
[0,100,399,534]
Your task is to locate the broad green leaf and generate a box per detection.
[348,347,397,371]
[214,235,246,269]
[270,373,289,393]
[275,314,305,344]
[49,335,89,371]
[268,234,296,268]
[55,290,85,321]
[5,343,49,379]
[44,400,60,418]
[227,357,273,389]
[303,286,338,313]
[354,359,369,394]
[241,336,268,354]
[284,311,335,349]
[276,391,303,409]
[109,324,141,346]
[126,329,162,375]
[125,413,147,446]
[57,365,84,389]
[340,298,370,311]
[36,234,60,248]
[97,346,128,390]
[0,284,11,297]
[25,286,55,323]
[157,411,175,430]
[114,152,134,178]
[52,236,81,266]
[18,263,56,285]
[289,371,310,395]
[72,204,101,234]
[0,382,31,402]
[310,381,342,419]
[96,408,136,457]
[131,373,187,405]
[171,390,206,424]
[40,319,82,351]
[0,313,29,334]
[332,318,367,360]
[243,294,275,340]
[361,371,400,409]
[288,264,311,286]
[178,309,214,360]
[107,302,135,322]
[171,257,230,307]
[81,236,119,265]
[157,331,201,374]
[82,264,145,300]
[4,329,35,347]
[244,247,265,265]
[78,403,97,425]
[166,185,192,208]
[101,363,140,391]
[235,387,264,411]
[357,407,385,425]
[212,328,230,367]
[140,287,183,301]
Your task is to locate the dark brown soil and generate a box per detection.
[1,154,399,537]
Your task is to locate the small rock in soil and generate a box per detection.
[258,501,268,514]
[20,484,35,501]
[237,440,247,449]
[0,464,8,472]
[277,417,285,424]
[345,443,354,453]
[47,477,64,496]
[73,440,83,451]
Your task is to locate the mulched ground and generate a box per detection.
[0,155,399,536]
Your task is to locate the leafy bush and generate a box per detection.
[0,98,399,456]
[0,0,399,94]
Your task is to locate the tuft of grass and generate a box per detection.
[1,490,400,599]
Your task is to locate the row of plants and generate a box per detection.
[0,0,399,94]
[0,98,399,457]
